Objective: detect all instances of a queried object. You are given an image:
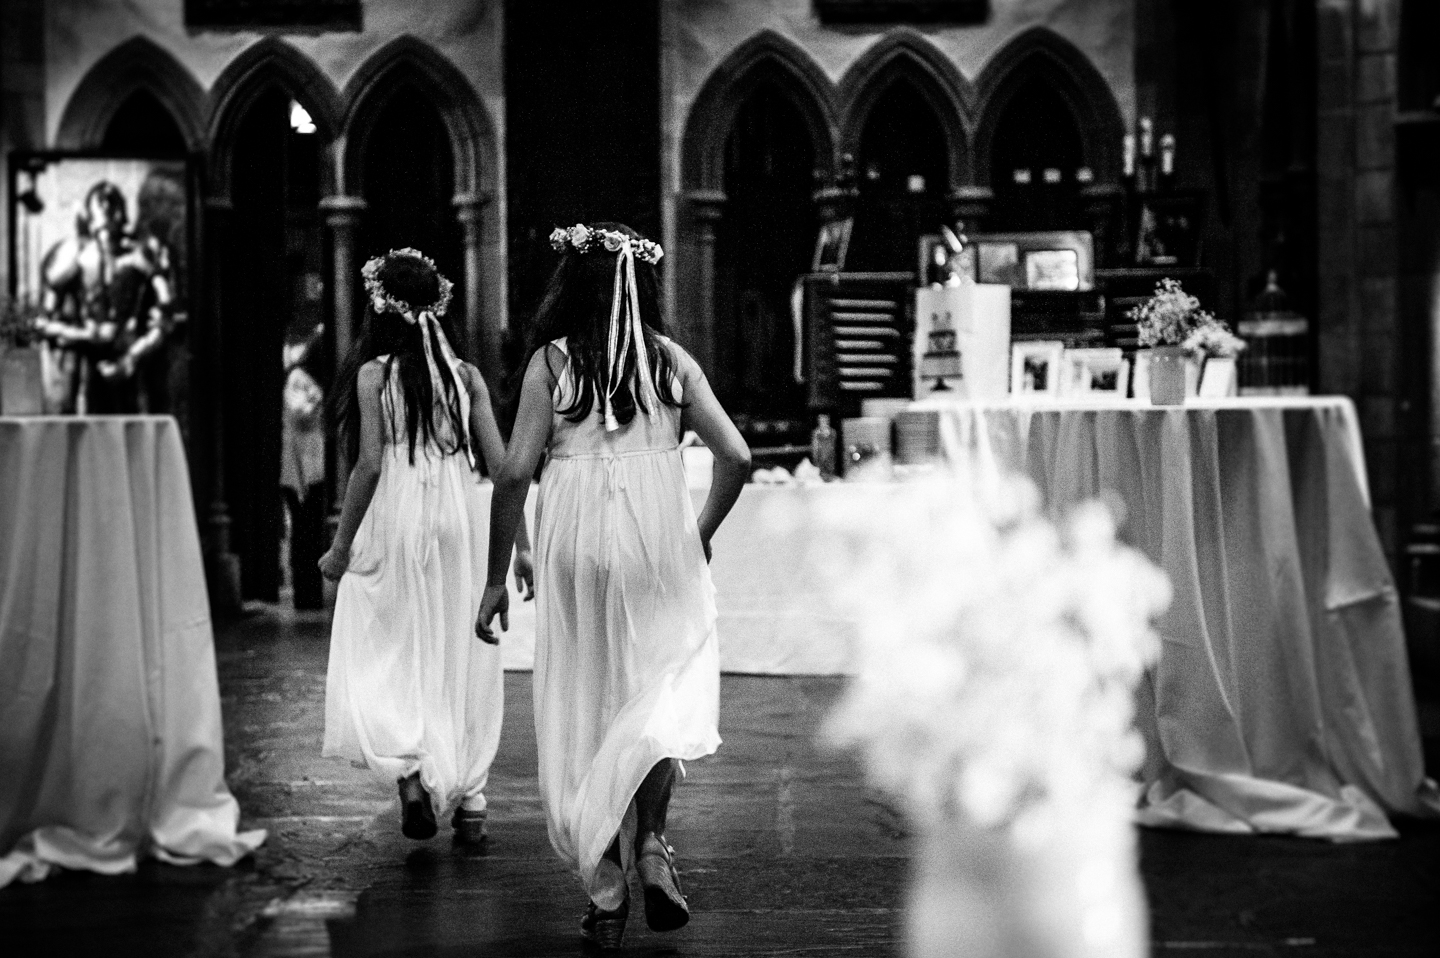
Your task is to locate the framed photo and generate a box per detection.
[1010,340,1065,396]
[977,242,1020,286]
[812,217,854,273]
[9,153,193,417]
[1024,249,1081,291]
[1060,347,1129,397]
[917,232,976,285]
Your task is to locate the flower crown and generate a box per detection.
[549,224,663,265]
[361,247,454,321]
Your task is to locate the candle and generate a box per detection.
[1139,116,1154,158]
[1123,134,1136,177]
[1160,133,1176,175]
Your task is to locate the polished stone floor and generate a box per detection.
[3,607,1438,957]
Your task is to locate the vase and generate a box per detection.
[1148,345,1188,406]
[0,345,44,415]
[907,808,1147,958]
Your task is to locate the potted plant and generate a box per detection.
[0,295,45,415]
[1129,279,1242,405]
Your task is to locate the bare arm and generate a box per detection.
[319,362,384,579]
[678,347,751,554]
[476,349,555,640]
[462,363,532,556]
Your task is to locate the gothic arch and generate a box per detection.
[206,38,342,200]
[341,35,497,199]
[680,30,838,194]
[972,27,1125,187]
[56,37,206,152]
[837,29,973,188]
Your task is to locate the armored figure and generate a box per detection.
[35,180,174,413]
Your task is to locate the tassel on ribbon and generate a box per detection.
[601,238,658,432]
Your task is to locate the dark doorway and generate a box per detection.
[713,82,816,429]
[101,89,187,155]
[357,82,463,348]
[504,0,661,352]
[988,76,1086,232]
[847,80,951,274]
[223,87,325,603]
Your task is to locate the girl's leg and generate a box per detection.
[633,759,677,846]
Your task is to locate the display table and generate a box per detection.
[931,396,1438,840]
[0,416,264,887]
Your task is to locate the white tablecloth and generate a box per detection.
[0,416,264,887]
[933,396,1439,840]
[490,485,850,675]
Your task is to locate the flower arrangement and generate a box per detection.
[806,471,1169,834]
[548,223,664,265]
[1129,278,1245,359]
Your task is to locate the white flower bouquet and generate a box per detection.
[798,469,1170,958]
[1130,278,1244,360]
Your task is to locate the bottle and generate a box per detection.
[811,414,837,480]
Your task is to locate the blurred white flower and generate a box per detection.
[809,469,1170,841]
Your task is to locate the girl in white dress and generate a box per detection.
[319,248,533,844]
[478,223,750,948]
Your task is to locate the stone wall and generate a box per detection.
[1316,0,1402,555]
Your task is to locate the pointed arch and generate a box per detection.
[681,30,838,194]
[837,29,973,188]
[207,38,342,200]
[973,27,1125,186]
[341,35,497,199]
[56,37,206,152]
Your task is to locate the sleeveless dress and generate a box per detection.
[534,337,721,907]
[323,357,504,817]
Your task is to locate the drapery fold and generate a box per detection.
[0,416,264,887]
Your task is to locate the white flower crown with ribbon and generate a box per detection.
[548,224,664,265]
[548,225,664,431]
[359,247,473,468]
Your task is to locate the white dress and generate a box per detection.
[534,337,721,906]
[323,357,504,817]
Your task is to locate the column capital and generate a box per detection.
[320,194,366,229]
[452,190,493,217]
[684,189,727,221]
[203,194,234,214]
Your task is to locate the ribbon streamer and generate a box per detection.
[602,237,658,432]
[407,309,475,469]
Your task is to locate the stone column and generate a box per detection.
[453,191,497,383]
[685,189,726,375]
[199,194,242,614]
[321,194,365,500]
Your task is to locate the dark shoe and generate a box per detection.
[636,833,689,932]
[398,773,437,840]
[580,897,629,949]
[451,807,487,846]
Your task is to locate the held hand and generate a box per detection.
[318,545,350,582]
[475,584,509,644]
[513,549,536,601]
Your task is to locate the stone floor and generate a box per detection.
[3,607,1439,957]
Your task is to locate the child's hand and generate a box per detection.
[318,545,349,581]
[513,549,536,601]
[475,584,509,644]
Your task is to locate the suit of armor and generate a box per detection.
[36,181,174,414]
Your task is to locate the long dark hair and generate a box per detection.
[331,252,467,466]
[523,222,683,426]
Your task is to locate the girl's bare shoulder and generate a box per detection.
[357,357,388,391]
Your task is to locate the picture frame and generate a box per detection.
[1024,249,1081,291]
[1059,347,1126,396]
[1010,340,1065,396]
[917,232,976,285]
[1198,356,1238,397]
[812,217,854,273]
[9,151,195,418]
[966,231,1095,290]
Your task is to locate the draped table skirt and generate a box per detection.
[0,416,264,887]
[933,396,1439,840]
